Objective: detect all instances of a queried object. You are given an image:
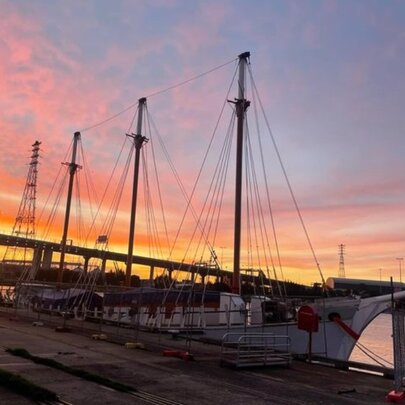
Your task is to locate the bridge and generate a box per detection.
[0,233,233,283]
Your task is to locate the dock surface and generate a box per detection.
[0,310,394,404]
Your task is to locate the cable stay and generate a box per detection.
[78,57,238,133]
[354,340,393,368]
[8,52,400,374]
[19,52,326,315]
[46,129,139,314]
[143,70,239,307]
[247,63,327,290]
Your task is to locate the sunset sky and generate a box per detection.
[1,0,405,285]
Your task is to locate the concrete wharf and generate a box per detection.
[0,308,394,404]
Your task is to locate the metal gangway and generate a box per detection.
[220,333,291,368]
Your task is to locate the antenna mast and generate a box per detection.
[338,244,346,278]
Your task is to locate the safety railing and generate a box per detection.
[220,333,291,368]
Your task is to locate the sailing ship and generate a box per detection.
[26,52,405,362]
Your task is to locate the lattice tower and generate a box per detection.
[2,141,41,263]
[338,244,346,278]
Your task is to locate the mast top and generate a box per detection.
[238,51,250,61]
[138,97,147,103]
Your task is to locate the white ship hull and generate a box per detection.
[97,288,405,361]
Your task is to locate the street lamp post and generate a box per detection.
[396,258,403,284]
[220,247,225,269]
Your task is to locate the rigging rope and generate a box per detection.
[163,64,238,265]
[145,108,170,255]
[40,170,68,240]
[83,106,139,245]
[249,74,286,297]
[354,340,393,368]
[79,141,100,242]
[193,112,235,270]
[37,140,73,239]
[189,119,235,300]
[143,67,239,309]
[141,147,165,260]
[245,122,269,295]
[78,58,238,133]
[248,64,327,288]
[74,174,84,247]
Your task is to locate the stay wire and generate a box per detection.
[248,64,327,288]
[145,109,170,255]
[74,173,83,247]
[83,105,138,245]
[194,109,235,259]
[197,117,235,299]
[141,146,164,260]
[170,64,239,264]
[37,140,73,236]
[41,168,68,240]
[147,65,238,303]
[245,116,280,297]
[148,62,238,268]
[78,58,237,133]
[249,69,285,297]
[244,134,254,272]
[354,341,392,368]
[192,111,235,271]
[79,140,101,244]
[209,117,235,252]
[141,149,153,258]
[248,134,274,296]
[173,62,239,294]
[104,142,134,239]
[245,123,269,293]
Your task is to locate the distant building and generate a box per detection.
[326,277,405,297]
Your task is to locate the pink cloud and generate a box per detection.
[1,2,404,286]
[302,23,321,49]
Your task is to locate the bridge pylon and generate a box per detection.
[1,141,41,279]
[338,244,346,279]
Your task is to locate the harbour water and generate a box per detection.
[350,313,393,366]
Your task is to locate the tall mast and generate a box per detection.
[232,52,250,294]
[58,131,80,284]
[125,97,148,287]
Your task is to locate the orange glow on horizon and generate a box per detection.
[1,3,405,288]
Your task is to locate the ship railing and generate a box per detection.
[220,332,292,368]
[136,306,246,329]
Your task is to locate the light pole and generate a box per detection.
[396,258,403,284]
[220,247,225,269]
[379,268,382,295]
